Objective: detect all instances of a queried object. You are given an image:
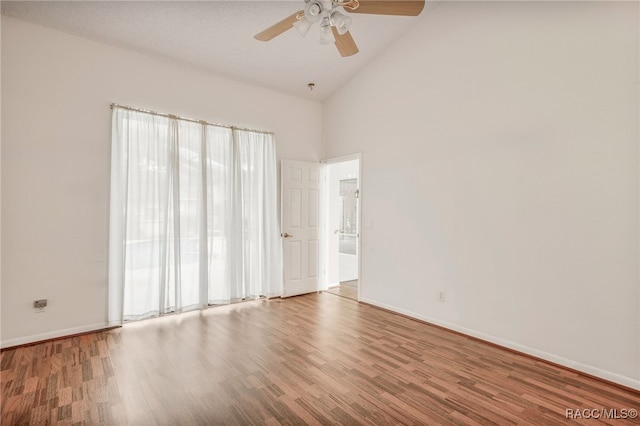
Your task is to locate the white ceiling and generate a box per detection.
[1,1,433,100]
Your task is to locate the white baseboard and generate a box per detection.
[359,297,640,391]
[1,322,112,349]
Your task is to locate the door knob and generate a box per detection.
[282,232,293,238]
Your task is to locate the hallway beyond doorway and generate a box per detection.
[324,156,360,300]
[326,280,358,300]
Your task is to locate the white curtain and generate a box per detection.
[108,107,283,324]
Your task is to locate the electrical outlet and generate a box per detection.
[34,299,47,313]
[438,291,446,302]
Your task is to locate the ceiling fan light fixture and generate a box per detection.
[319,13,330,28]
[293,15,313,37]
[319,25,335,44]
[303,1,323,22]
[330,10,352,35]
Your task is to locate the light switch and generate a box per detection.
[364,219,372,229]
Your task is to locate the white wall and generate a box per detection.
[323,1,639,388]
[1,16,322,347]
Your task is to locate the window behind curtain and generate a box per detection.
[108,107,282,324]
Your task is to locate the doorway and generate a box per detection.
[323,156,360,301]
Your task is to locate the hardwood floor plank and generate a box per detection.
[2,293,639,425]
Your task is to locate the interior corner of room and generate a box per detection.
[1,0,639,415]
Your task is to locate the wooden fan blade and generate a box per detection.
[344,0,425,16]
[332,27,359,57]
[254,11,303,41]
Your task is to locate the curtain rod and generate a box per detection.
[110,103,274,136]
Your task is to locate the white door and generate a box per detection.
[281,160,321,297]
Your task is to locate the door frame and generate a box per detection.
[321,153,362,301]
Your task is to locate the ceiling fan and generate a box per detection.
[254,0,425,57]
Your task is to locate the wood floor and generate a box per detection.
[1,293,638,425]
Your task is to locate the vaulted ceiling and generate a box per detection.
[1,1,434,100]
